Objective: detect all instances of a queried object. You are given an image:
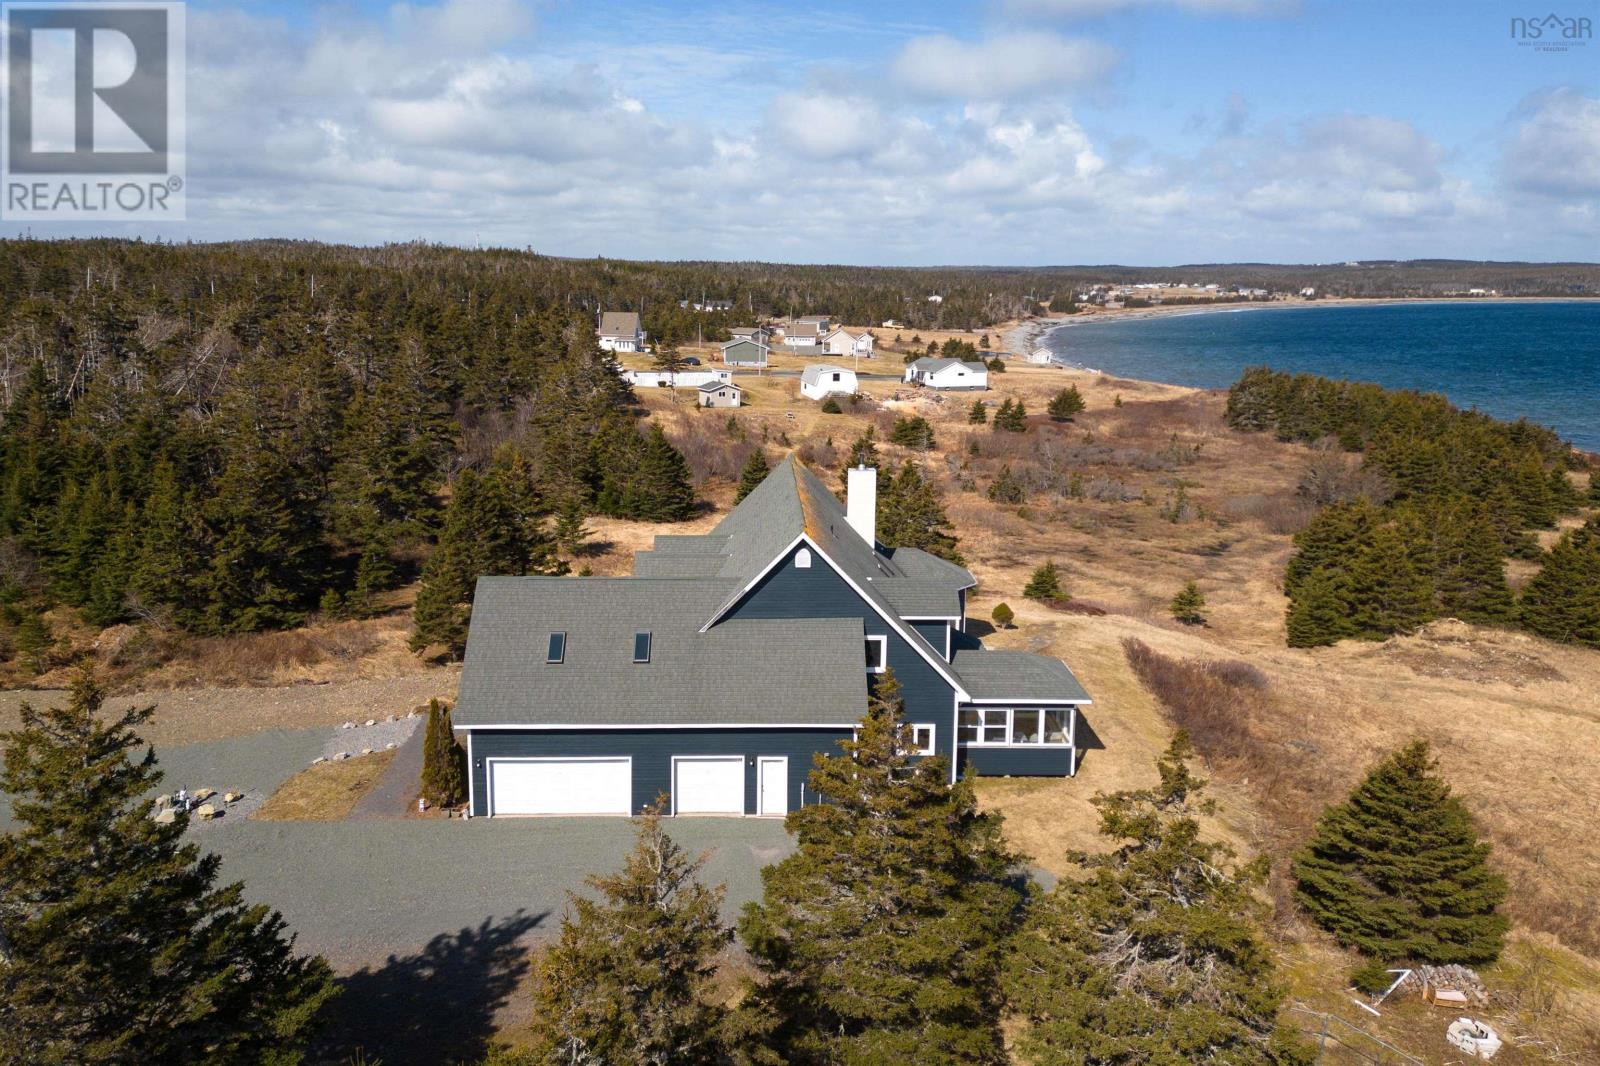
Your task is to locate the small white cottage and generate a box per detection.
[800,364,857,401]
[1028,346,1054,365]
[698,381,744,408]
[904,357,988,390]
[822,328,875,358]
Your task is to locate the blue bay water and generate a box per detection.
[1042,301,1600,453]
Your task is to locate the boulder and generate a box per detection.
[194,803,218,820]
[193,788,215,801]
[153,808,177,825]
[153,793,171,809]
[361,747,374,755]
[311,756,327,765]
[332,751,351,761]
[223,791,242,804]
[341,721,355,730]
[385,742,396,750]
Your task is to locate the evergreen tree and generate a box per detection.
[967,399,987,425]
[889,415,936,450]
[986,356,1006,373]
[993,398,1027,433]
[1293,740,1508,964]
[877,462,962,563]
[1285,568,1350,648]
[820,397,842,414]
[629,424,698,521]
[1518,517,1600,648]
[347,534,398,619]
[0,669,336,1063]
[529,803,728,1065]
[1423,499,1514,624]
[1589,475,1600,506]
[1047,386,1085,422]
[735,449,771,504]
[841,427,880,482]
[651,342,688,403]
[1023,561,1064,601]
[419,698,466,807]
[987,464,1026,504]
[551,500,594,558]
[1169,581,1207,625]
[1005,735,1312,1066]
[734,671,1022,1064]
[990,602,1014,629]
[13,611,52,675]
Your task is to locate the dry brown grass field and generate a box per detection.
[254,750,397,821]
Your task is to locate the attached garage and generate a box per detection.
[672,756,746,815]
[487,757,631,816]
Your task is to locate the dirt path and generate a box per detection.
[348,725,427,820]
[0,670,459,748]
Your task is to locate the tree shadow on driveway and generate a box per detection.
[316,909,549,1065]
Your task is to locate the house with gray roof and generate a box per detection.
[596,311,646,353]
[904,357,989,390]
[455,455,1091,818]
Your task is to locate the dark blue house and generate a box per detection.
[455,456,1091,817]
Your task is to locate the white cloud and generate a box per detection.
[1503,89,1600,200]
[1004,0,1291,18]
[764,93,888,160]
[890,33,1118,100]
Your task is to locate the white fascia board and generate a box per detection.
[455,722,857,731]
[962,697,1093,706]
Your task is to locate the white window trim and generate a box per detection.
[910,722,936,756]
[865,634,888,674]
[957,707,1074,747]
[794,547,812,568]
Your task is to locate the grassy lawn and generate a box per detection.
[254,750,396,822]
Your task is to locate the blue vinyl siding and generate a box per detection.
[467,727,851,817]
[721,543,959,768]
[961,744,1074,777]
[911,620,951,659]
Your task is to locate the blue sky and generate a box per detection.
[14,0,1600,263]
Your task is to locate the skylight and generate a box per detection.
[546,632,566,664]
[633,631,652,663]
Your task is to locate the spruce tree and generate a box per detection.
[841,427,880,482]
[1170,580,1207,625]
[1426,499,1514,624]
[1023,561,1064,601]
[630,424,698,520]
[1005,735,1312,1066]
[889,416,935,450]
[1518,517,1600,648]
[1285,568,1349,648]
[991,602,1014,629]
[1047,385,1086,422]
[530,803,728,1065]
[1293,740,1508,964]
[419,698,466,807]
[734,670,1022,1064]
[987,465,1026,504]
[993,398,1027,433]
[967,398,987,425]
[877,462,962,563]
[0,669,336,1063]
[736,449,771,504]
[1589,474,1600,506]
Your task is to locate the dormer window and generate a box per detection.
[546,632,566,664]
[633,631,652,664]
[795,547,812,569]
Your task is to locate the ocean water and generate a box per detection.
[1042,301,1600,453]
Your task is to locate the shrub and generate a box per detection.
[1350,958,1396,997]
[991,602,1014,629]
[1169,581,1207,625]
[420,698,466,807]
[987,465,1026,505]
[890,415,936,450]
[1047,387,1085,422]
[820,397,842,414]
[1023,562,1064,602]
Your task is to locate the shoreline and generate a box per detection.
[1003,295,1598,361]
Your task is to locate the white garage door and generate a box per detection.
[489,758,631,816]
[673,756,746,815]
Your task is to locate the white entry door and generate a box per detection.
[757,757,788,817]
[489,757,631,816]
[673,756,746,815]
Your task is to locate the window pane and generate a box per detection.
[913,726,934,755]
[864,637,885,671]
[958,708,980,743]
[633,631,652,663]
[546,632,565,664]
[1011,709,1041,745]
[1044,708,1071,744]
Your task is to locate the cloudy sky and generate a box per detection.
[16,0,1600,263]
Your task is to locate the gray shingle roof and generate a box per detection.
[456,577,869,727]
[800,364,853,386]
[598,311,641,338]
[950,649,1092,703]
[878,579,963,619]
[911,357,986,373]
[632,552,730,578]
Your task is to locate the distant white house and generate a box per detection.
[623,368,733,390]
[1027,346,1054,365]
[800,364,857,401]
[822,328,874,358]
[927,294,944,304]
[904,357,987,391]
[730,325,772,345]
[721,338,770,367]
[795,314,831,332]
[697,381,743,408]
[597,311,646,353]
[784,321,822,348]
